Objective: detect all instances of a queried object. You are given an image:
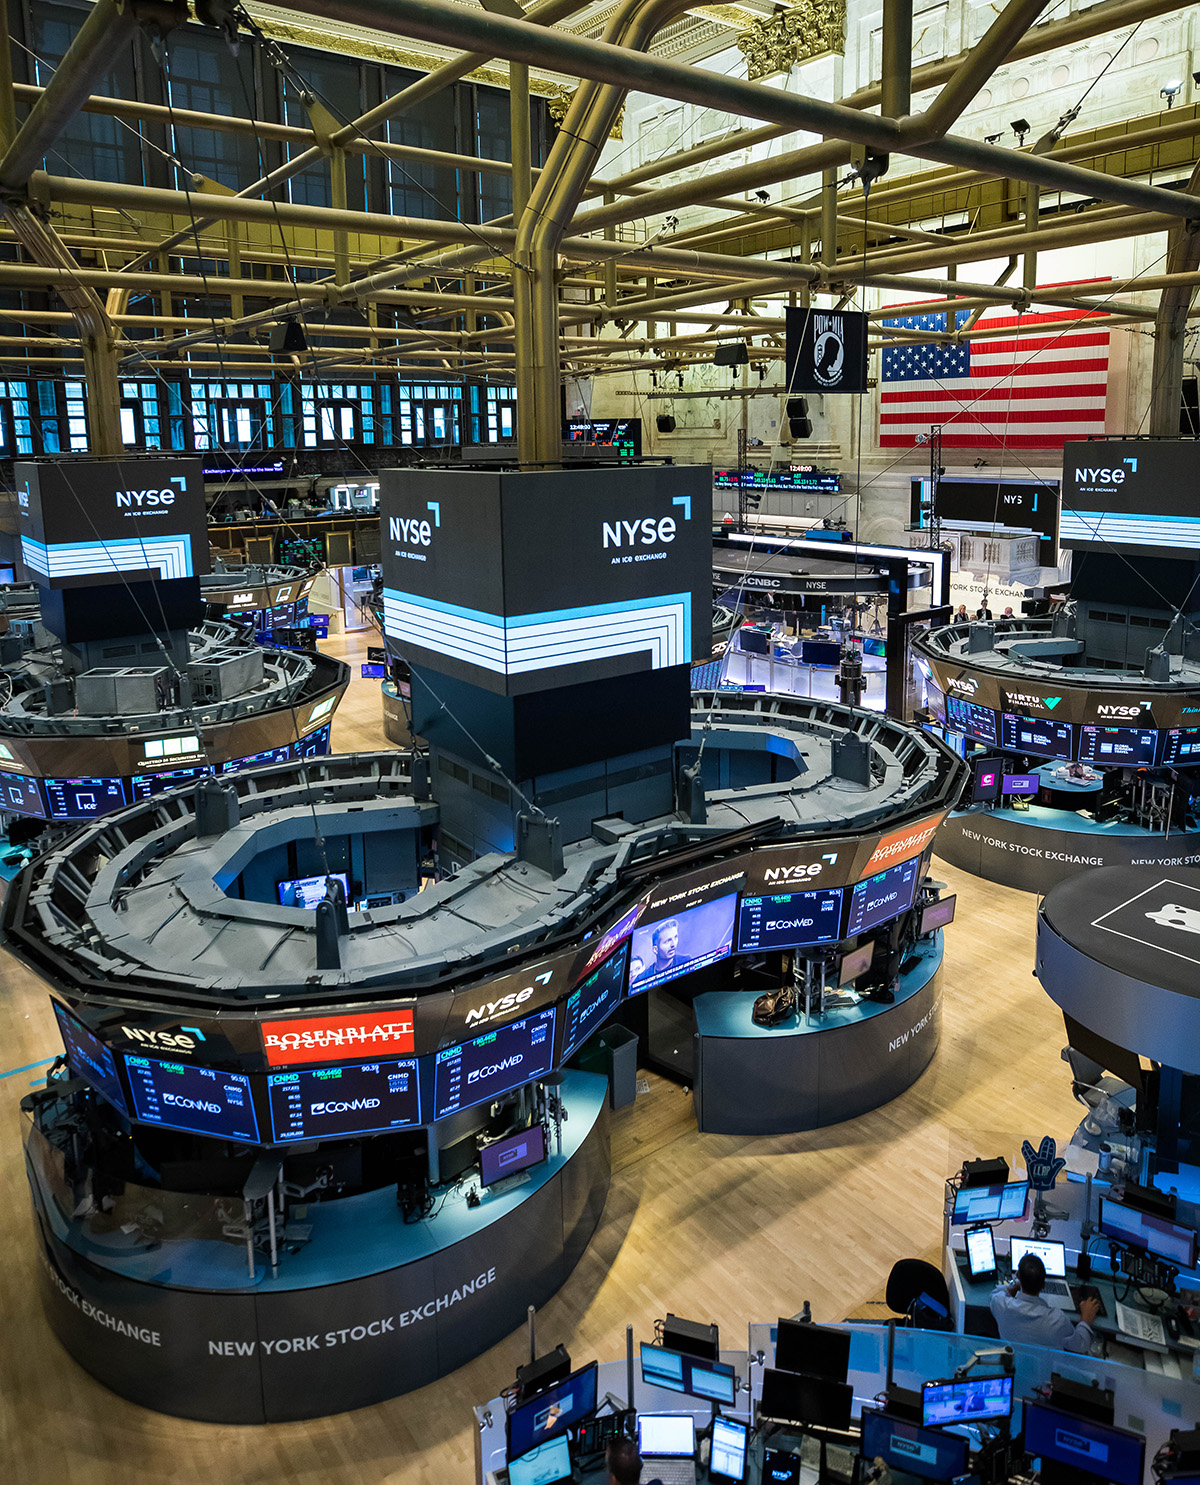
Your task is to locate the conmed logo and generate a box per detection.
[163,1093,220,1113]
[313,1098,381,1114]
[467,1054,522,1084]
[464,987,535,1028]
[115,475,186,509]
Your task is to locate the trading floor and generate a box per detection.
[0,624,1077,1485]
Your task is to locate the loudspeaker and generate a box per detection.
[269,320,307,354]
[713,342,749,366]
[785,397,809,418]
[788,417,812,439]
[656,413,676,433]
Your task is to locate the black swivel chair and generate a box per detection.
[885,1259,953,1331]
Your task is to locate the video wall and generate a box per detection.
[52,812,949,1146]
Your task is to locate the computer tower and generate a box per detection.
[662,1313,719,1361]
[515,1345,571,1403]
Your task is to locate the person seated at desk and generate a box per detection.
[607,1438,662,1485]
[990,1254,1100,1354]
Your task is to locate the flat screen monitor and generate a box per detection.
[129,767,210,801]
[774,1319,851,1382]
[1162,726,1200,767]
[640,1342,686,1393]
[267,1058,421,1141]
[433,1006,557,1120]
[710,1417,749,1481]
[759,1368,853,1431]
[507,1436,572,1485]
[123,1055,260,1142]
[763,1448,802,1485]
[971,762,1001,804]
[222,744,292,772]
[846,858,922,937]
[1000,712,1074,761]
[507,1361,598,1457]
[1010,1236,1067,1278]
[480,1123,547,1186]
[1077,725,1157,767]
[964,1225,997,1281]
[366,646,387,664]
[1022,1401,1145,1485]
[294,723,332,759]
[861,1409,970,1482]
[628,892,738,995]
[52,1001,128,1115]
[919,896,956,934]
[360,663,386,679]
[277,873,349,910]
[951,1180,1029,1225]
[922,1375,1014,1428]
[1099,1198,1198,1269]
[737,886,845,953]
[1002,772,1040,796]
[687,1358,737,1406]
[801,640,842,667]
[561,942,628,1060]
[864,637,887,658]
[946,695,999,745]
[839,942,875,985]
[0,769,45,817]
[44,776,127,821]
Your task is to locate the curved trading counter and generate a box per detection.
[24,1069,610,1424]
[692,935,942,1134]
[936,806,1200,894]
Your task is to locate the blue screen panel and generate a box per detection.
[123,1055,260,1142]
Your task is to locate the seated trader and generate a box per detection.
[990,1254,1100,1354]
[607,1438,661,1485]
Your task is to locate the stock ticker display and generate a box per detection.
[123,1055,261,1142]
[432,1007,557,1120]
[267,1058,422,1141]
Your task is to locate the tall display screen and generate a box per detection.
[1077,725,1157,767]
[946,695,998,745]
[999,712,1074,761]
[737,887,844,952]
[629,891,738,994]
[267,1058,422,1141]
[433,1007,557,1120]
[846,858,921,937]
[52,1001,128,1114]
[123,1055,260,1142]
[1062,440,1200,557]
[561,943,628,1061]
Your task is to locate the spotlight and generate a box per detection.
[1161,80,1183,108]
[1193,70,1200,85]
[754,189,770,203]
[984,132,1002,145]
[1010,118,1030,145]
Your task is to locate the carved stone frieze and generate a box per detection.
[736,1,846,81]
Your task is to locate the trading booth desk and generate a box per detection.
[23,1070,610,1422]
[692,935,943,1135]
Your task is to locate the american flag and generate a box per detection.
[879,294,1110,450]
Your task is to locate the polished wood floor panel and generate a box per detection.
[0,632,1079,1482]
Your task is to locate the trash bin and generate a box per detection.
[597,1025,638,1110]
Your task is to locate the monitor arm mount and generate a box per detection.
[952,1346,1014,1381]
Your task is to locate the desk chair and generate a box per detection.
[885,1259,953,1330]
[1061,1047,1133,1128]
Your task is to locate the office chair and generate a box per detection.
[885,1259,953,1330]
[1061,1047,1132,1129]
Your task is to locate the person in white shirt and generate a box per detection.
[990,1254,1100,1354]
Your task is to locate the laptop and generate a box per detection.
[638,1413,697,1485]
[1010,1237,1074,1308]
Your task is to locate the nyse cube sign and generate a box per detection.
[379,465,711,695]
[13,458,209,589]
[1062,439,1200,556]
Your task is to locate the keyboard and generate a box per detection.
[1043,1279,1072,1301]
[645,1461,696,1485]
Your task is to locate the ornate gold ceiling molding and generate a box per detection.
[736,0,846,81]
[547,85,624,138]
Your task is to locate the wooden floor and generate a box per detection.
[0,625,1081,1484]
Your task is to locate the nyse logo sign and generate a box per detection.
[389,501,441,549]
[602,516,677,548]
[1075,457,1137,485]
[121,1025,204,1053]
[1096,703,1148,719]
[464,986,535,1029]
[762,861,827,885]
[115,476,186,510]
[948,676,978,695]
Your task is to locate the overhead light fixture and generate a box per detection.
[1010,118,1030,146]
[1193,70,1200,85]
[754,189,770,203]
[984,132,1002,145]
[1161,80,1183,108]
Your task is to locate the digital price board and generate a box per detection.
[999,712,1074,761]
[713,467,841,493]
[946,695,998,745]
[846,858,921,937]
[561,943,627,1061]
[267,1058,421,1141]
[1077,725,1157,767]
[221,744,292,773]
[44,776,127,821]
[433,1007,557,1120]
[1163,726,1200,767]
[52,1001,128,1114]
[129,766,211,801]
[736,887,844,952]
[0,769,44,816]
[124,1055,260,1142]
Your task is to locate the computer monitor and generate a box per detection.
[506,1361,597,1456]
[1002,773,1040,796]
[1010,1237,1068,1278]
[277,872,349,910]
[686,1358,736,1407]
[759,1368,853,1431]
[860,1409,970,1482]
[506,1435,573,1485]
[640,1343,686,1394]
[1099,1198,1198,1270]
[709,1417,749,1482]
[951,1181,1029,1225]
[479,1124,547,1187]
[919,896,957,935]
[964,1225,998,1282]
[628,893,738,995]
[360,662,386,679]
[638,1414,697,1461]
[839,941,875,985]
[922,1376,1014,1428]
[972,762,1001,804]
[774,1319,851,1383]
[1023,1401,1145,1485]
